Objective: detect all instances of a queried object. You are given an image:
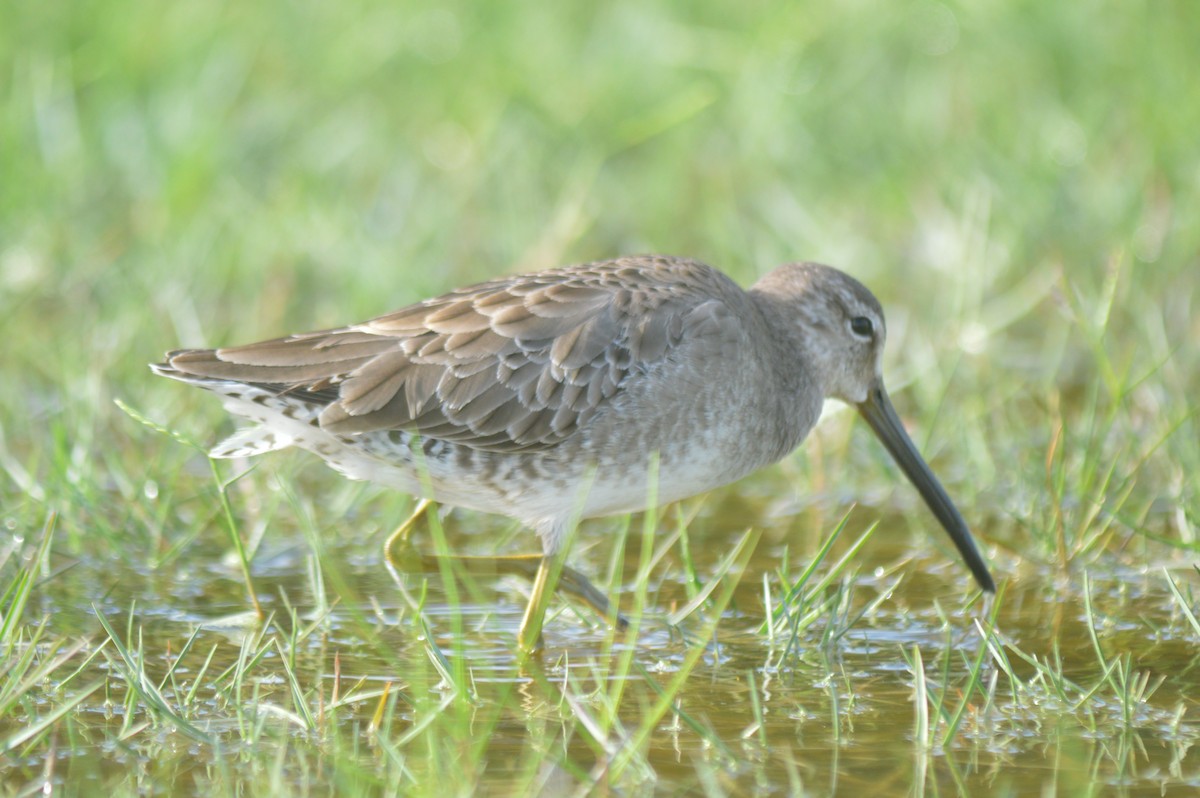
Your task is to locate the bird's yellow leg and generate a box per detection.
[383,498,432,571]
[447,553,627,630]
[383,504,625,635]
[518,555,558,653]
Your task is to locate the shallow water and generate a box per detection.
[4,479,1200,795]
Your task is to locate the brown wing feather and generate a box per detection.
[163,256,745,453]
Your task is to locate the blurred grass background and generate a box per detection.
[1,0,1199,791]
[3,0,1196,559]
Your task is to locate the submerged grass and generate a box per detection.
[2,0,1200,794]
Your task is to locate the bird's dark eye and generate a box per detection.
[850,316,874,338]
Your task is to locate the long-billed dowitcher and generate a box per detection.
[153,256,994,649]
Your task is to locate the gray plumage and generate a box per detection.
[153,255,993,592]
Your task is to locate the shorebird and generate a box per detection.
[153,256,994,649]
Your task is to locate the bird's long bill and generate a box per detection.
[857,383,996,592]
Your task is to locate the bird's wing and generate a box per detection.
[163,257,746,453]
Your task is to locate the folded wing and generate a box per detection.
[163,257,741,453]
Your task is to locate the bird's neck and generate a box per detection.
[745,289,827,456]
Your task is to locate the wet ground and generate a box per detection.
[6,477,1198,795]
